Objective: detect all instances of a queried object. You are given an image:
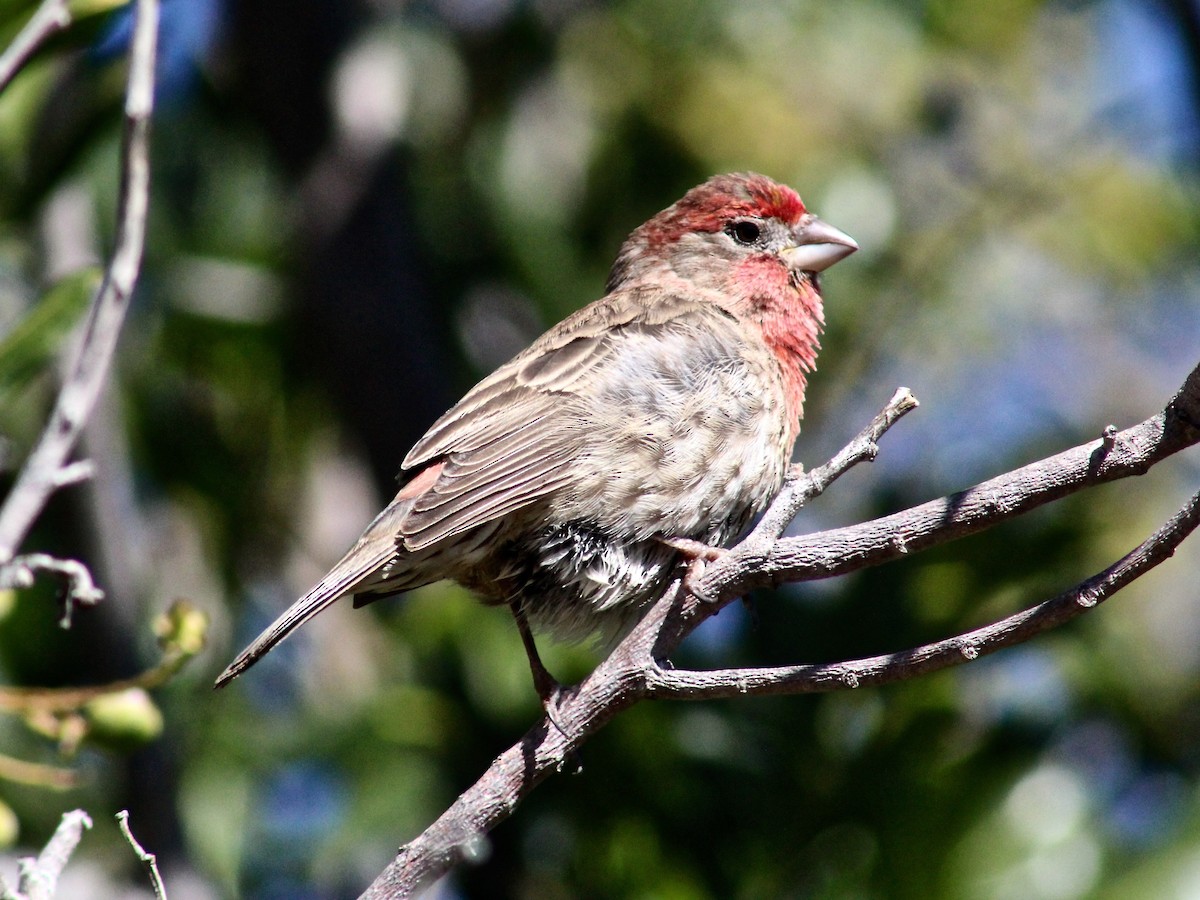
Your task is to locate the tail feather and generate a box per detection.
[214,501,410,689]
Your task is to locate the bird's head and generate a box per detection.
[606,173,858,297]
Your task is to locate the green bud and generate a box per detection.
[84,689,163,750]
[154,600,209,657]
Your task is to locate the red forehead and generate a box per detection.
[732,174,807,222]
[644,173,808,246]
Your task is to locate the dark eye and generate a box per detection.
[727,219,762,245]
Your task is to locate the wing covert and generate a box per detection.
[395,292,740,552]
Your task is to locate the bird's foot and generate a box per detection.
[659,537,727,602]
[530,661,565,716]
[510,602,575,738]
[530,665,580,754]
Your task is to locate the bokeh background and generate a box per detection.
[1,0,1199,897]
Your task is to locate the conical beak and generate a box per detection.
[783,215,858,273]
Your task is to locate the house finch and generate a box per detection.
[215,173,856,699]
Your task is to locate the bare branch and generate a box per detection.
[0,600,209,715]
[359,648,642,899]
[116,811,167,900]
[0,809,92,900]
[50,460,94,489]
[0,754,79,790]
[0,0,160,565]
[360,363,1200,898]
[745,386,919,547]
[649,488,1200,698]
[0,554,105,627]
[696,361,1200,605]
[0,0,72,94]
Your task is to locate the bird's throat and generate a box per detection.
[730,259,824,426]
[750,284,823,426]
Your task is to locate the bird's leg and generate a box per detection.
[509,601,564,711]
[658,537,727,602]
[509,603,583,770]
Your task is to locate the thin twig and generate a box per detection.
[27,810,92,900]
[0,0,72,94]
[0,554,105,627]
[50,460,94,489]
[0,753,78,790]
[116,811,167,900]
[696,361,1200,604]
[0,0,160,565]
[0,600,207,714]
[746,386,919,547]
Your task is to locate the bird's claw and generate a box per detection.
[532,667,564,714]
[659,536,727,562]
[534,676,580,743]
[659,537,727,602]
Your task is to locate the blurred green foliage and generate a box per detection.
[0,0,1197,897]
[0,267,97,402]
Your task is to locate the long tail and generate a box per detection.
[214,501,409,689]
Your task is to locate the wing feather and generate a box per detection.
[392,291,741,555]
[404,290,707,468]
[413,431,564,500]
[402,444,578,549]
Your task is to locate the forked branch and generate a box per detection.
[361,361,1200,899]
[649,487,1200,698]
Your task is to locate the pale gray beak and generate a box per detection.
[783,215,858,273]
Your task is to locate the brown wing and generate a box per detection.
[215,290,740,687]
[395,289,724,551]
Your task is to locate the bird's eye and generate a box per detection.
[727,219,762,245]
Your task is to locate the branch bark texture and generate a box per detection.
[361,361,1200,899]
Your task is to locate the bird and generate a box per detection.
[215,173,857,701]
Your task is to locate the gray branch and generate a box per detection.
[0,0,72,95]
[649,487,1200,698]
[0,809,92,900]
[116,811,167,900]
[0,554,104,627]
[693,361,1200,607]
[743,386,919,548]
[360,361,1200,899]
[0,0,161,569]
